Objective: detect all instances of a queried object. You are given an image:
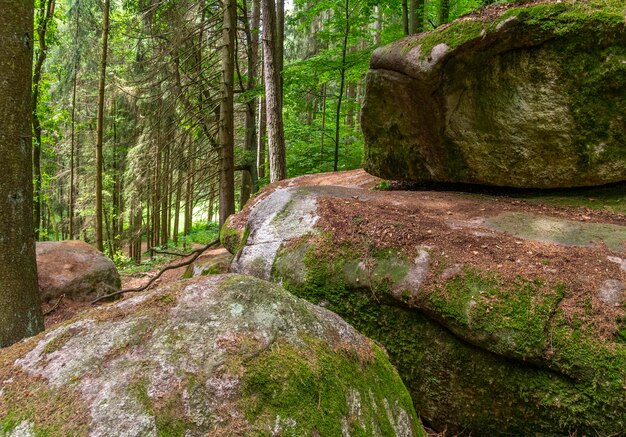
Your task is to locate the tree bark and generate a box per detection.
[438,0,450,26]
[334,0,349,172]
[95,0,111,252]
[241,0,260,208]
[32,0,56,240]
[219,0,236,227]
[257,95,266,179]
[409,0,423,34]
[0,0,45,347]
[402,0,409,36]
[262,0,286,182]
[69,0,79,239]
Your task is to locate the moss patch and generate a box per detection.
[241,337,424,436]
[424,268,564,359]
[0,377,89,436]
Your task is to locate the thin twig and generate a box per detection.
[43,294,66,316]
[91,239,220,304]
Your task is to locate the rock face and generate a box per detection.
[222,170,626,435]
[182,248,232,278]
[362,1,626,188]
[0,274,424,437]
[36,241,121,302]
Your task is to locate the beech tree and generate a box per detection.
[0,0,45,347]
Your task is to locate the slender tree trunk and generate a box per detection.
[153,142,160,248]
[346,83,356,129]
[409,0,424,34]
[241,0,261,208]
[320,83,327,163]
[184,157,192,237]
[69,6,79,239]
[262,0,286,182]
[173,170,181,244]
[276,0,284,104]
[334,0,350,172]
[32,0,56,240]
[438,0,450,26]
[374,6,382,44]
[219,0,236,227]
[0,0,45,347]
[208,182,216,223]
[257,95,266,179]
[160,142,170,246]
[402,0,409,36]
[95,0,111,252]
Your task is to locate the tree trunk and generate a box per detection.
[374,6,382,44]
[69,2,79,239]
[241,0,260,208]
[438,0,450,26]
[276,0,284,104]
[0,0,45,347]
[320,83,327,164]
[262,0,287,182]
[334,0,349,172]
[160,142,170,246]
[32,0,56,240]
[219,0,236,227]
[257,95,266,179]
[402,0,409,36]
[173,169,181,245]
[409,0,423,34]
[95,0,111,252]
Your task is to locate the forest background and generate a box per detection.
[32,0,487,266]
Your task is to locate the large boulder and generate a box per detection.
[223,170,626,435]
[36,240,121,302]
[0,273,424,436]
[362,0,626,188]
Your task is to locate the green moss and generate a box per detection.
[342,249,410,294]
[415,19,484,60]
[241,337,424,437]
[425,269,564,359]
[272,235,626,434]
[42,328,77,355]
[129,377,189,437]
[220,222,246,255]
[0,379,89,436]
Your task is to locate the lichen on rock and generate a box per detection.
[0,274,425,436]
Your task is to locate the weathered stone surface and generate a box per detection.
[36,241,121,302]
[223,170,626,435]
[182,248,232,278]
[0,274,424,437]
[362,1,626,188]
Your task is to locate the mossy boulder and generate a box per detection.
[362,0,626,188]
[223,171,626,435]
[182,248,232,278]
[0,274,424,437]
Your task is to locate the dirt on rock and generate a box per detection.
[304,170,626,340]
